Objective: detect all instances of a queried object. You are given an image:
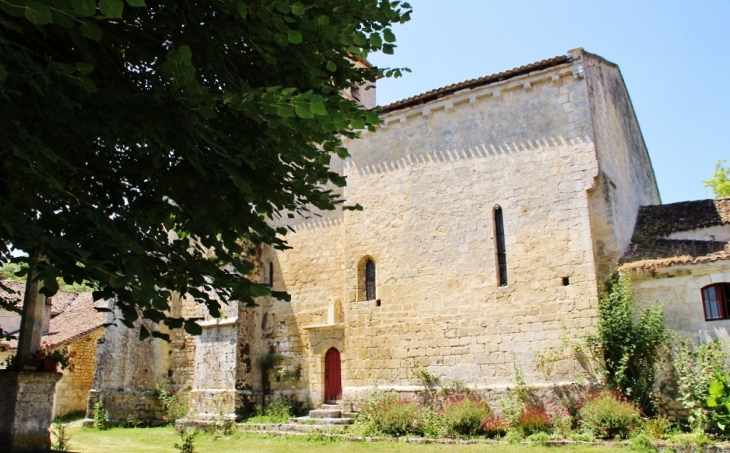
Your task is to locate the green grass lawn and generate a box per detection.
[64,425,632,453]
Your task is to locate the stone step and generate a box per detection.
[289,416,354,425]
[239,422,349,433]
[309,408,342,418]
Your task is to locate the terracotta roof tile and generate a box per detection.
[0,280,77,315]
[4,291,107,350]
[380,55,569,114]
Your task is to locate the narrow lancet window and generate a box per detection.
[494,207,508,286]
[365,259,376,301]
[268,262,274,288]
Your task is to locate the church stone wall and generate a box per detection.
[583,50,661,282]
[265,59,609,406]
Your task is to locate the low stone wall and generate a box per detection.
[345,381,604,414]
[85,389,165,426]
[0,370,62,452]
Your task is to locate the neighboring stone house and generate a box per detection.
[132,47,658,422]
[622,197,730,342]
[0,281,107,417]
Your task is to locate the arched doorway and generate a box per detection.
[324,347,342,403]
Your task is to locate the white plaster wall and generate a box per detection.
[629,262,730,343]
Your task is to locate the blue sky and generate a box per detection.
[369,0,730,204]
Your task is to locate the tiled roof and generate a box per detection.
[1,285,108,350]
[631,198,730,239]
[380,55,569,114]
[622,197,730,271]
[0,280,78,315]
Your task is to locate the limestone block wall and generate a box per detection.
[260,58,619,406]
[88,309,171,423]
[53,329,103,417]
[628,261,730,343]
[582,50,660,281]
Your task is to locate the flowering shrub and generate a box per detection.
[480,416,509,438]
[673,339,730,431]
[545,401,574,437]
[155,382,189,424]
[36,345,76,371]
[440,395,491,437]
[354,392,424,437]
[518,408,553,436]
[578,391,641,439]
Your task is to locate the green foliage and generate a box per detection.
[704,160,730,198]
[641,416,671,440]
[526,431,551,445]
[0,0,412,340]
[630,433,655,453]
[586,274,672,413]
[702,373,730,437]
[665,431,712,450]
[93,401,110,430]
[124,414,143,428]
[244,397,297,423]
[0,263,93,292]
[440,396,492,438]
[155,381,189,425]
[51,419,73,451]
[578,391,642,439]
[354,392,424,437]
[173,427,197,453]
[673,339,730,430]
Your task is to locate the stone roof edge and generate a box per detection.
[379,53,572,114]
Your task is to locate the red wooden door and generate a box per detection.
[324,348,342,403]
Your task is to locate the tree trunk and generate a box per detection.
[15,251,45,369]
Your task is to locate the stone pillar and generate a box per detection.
[0,370,62,452]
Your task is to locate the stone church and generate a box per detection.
[88,47,680,423]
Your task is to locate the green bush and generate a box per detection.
[354,392,424,437]
[579,391,642,439]
[586,274,672,415]
[673,339,730,430]
[245,397,297,424]
[642,416,670,440]
[517,408,553,436]
[155,382,190,425]
[440,396,491,437]
[702,373,730,438]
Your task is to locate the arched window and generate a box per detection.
[365,259,376,301]
[494,206,507,286]
[702,283,730,321]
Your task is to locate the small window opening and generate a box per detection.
[268,262,274,287]
[365,259,376,301]
[375,299,381,307]
[562,277,570,286]
[494,207,508,286]
[350,85,360,102]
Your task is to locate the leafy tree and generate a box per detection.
[586,273,672,415]
[704,160,730,198]
[0,0,411,342]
